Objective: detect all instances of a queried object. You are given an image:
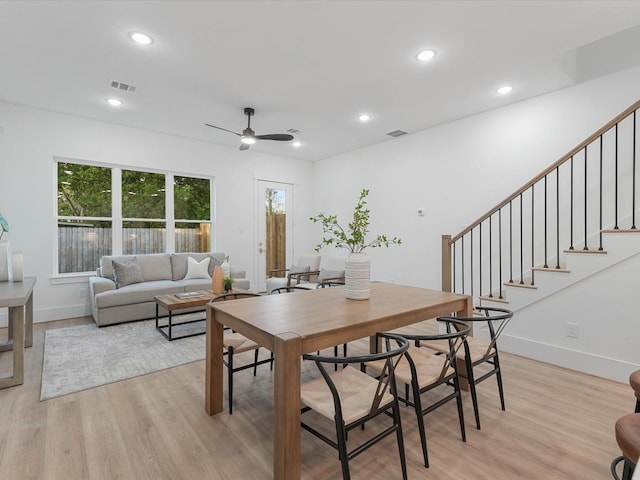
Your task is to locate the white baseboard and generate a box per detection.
[0,303,91,328]
[499,333,639,383]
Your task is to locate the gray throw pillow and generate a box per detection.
[208,256,224,277]
[318,268,345,283]
[112,260,144,289]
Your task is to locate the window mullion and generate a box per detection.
[166,173,175,252]
[113,168,122,255]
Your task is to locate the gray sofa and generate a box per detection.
[88,252,249,326]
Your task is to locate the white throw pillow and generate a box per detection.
[183,256,211,279]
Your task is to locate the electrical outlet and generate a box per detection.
[80,288,86,299]
[566,322,579,338]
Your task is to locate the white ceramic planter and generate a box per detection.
[12,250,23,282]
[0,239,11,282]
[345,252,370,300]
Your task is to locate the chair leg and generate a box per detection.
[453,373,466,442]
[253,349,259,376]
[335,420,351,480]
[623,456,635,480]
[494,353,506,411]
[228,347,234,415]
[411,380,429,468]
[392,399,408,480]
[466,358,481,430]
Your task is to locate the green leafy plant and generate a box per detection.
[0,212,8,240]
[310,189,402,253]
[223,276,234,291]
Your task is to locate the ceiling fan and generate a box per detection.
[205,107,294,151]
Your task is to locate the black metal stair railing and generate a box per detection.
[442,99,640,302]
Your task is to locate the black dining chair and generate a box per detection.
[368,317,470,468]
[300,333,410,480]
[421,306,514,430]
[210,292,273,414]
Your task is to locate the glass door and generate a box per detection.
[255,180,293,292]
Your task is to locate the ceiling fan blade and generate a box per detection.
[239,143,250,151]
[205,123,241,136]
[255,133,294,141]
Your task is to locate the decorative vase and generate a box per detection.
[0,239,11,282]
[221,257,231,278]
[212,264,224,294]
[12,251,23,282]
[345,252,370,300]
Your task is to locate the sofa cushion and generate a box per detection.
[135,253,172,281]
[170,252,225,281]
[207,254,226,277]
[100,255,136,280]
[184,256,211,279]
[95,280,184,309]
[112,260,144,288]
[100,253,172,281]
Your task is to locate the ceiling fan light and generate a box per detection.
[241,136,256,145]
[129,31,153,46]
[497,85,514,95]
[416,49,437,62]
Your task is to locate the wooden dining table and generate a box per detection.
[205,282,472,479]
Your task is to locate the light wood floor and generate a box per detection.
[0,316,632,479]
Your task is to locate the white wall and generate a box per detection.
[0,102,314,324]
[312,65,640,380]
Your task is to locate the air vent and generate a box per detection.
[286,128,301,134]
[386,129,409,138]
[110,80,137,93]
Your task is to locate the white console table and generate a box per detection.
[0,276,36,389]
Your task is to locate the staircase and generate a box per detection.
[441,99,640,382]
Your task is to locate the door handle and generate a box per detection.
[259,247,267,254]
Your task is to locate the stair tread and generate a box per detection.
[478,295,509,304]
[563,248,607,254]
[601,228,640,233]
[504,281,537,289]
[532,265,570,273]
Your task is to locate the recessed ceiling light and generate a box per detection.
[497,85,514,95]
[292,141,302,148]
[128,31,153,46]
[358,113,371,122]
[416,49,437,62]
[106,98,123,107]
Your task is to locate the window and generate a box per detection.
[174,175,211,253]
[56,159,213,274]
[122,169,166,255]
[57,162,113,274]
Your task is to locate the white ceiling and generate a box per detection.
[1,1,640,162]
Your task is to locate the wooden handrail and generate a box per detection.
[449,98,640,244]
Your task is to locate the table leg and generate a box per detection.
[25,290,33,348]
[273,332,302,480]
[456,296,474,391]
[205,306,224,415]
[0,306,24,389]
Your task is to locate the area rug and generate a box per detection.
[40,315,205,401]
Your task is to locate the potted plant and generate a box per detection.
[223,276,234,292]
[310,189,401,299]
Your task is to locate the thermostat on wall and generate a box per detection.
[417,208,425,216]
